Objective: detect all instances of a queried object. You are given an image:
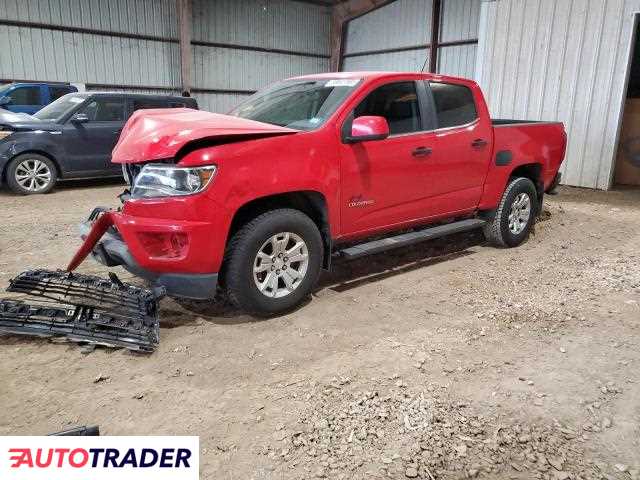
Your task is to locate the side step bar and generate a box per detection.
[339,218,486,260]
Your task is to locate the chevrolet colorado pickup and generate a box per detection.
[69,72,566,315]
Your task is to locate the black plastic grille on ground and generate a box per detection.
[0,269,161,352]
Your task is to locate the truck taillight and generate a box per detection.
[137,232,188,259]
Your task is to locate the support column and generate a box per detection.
[429,0,441,73]
[177,0,192,96]
[329,8,345,71]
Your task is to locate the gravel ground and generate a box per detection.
[0,180,639,480]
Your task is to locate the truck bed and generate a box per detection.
[492,118,559,126]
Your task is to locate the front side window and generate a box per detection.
[429,82,477,129]
[8,86,40,105]
[354,82,421,135]
[80,98,127,122]
[230,78,361,131]
[33,93,88,121]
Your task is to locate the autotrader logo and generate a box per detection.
[1,436,199,480]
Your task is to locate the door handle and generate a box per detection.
[412,146,432,157]
[471,138,488,148]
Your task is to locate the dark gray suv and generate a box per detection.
[0,92,198,194]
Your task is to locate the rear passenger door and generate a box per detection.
[424,81,493,216]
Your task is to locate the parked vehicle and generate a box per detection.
[70,72,566,315]
[0,82,78,114]
[0,92,198,194]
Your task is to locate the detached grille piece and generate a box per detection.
[0,269,162,352]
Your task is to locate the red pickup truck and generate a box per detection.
[70,72,566,315]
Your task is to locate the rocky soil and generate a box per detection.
[0,180,638,480]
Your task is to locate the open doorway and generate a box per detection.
[614,14,640,187]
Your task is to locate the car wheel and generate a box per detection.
[224,208,323,316]
[483,176,538,247]
[6,154,58,195]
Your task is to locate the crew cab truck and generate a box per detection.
[70,72,566,315]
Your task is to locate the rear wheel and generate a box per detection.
[224,208,323,316]
[6,153,57,195]
[483,177,537,247]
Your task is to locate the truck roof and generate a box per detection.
[291,71,475,85]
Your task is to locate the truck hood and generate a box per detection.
[112,108,298,164]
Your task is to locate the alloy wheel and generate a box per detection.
[253,232,309,298]
[14,159,52,192]
[508,192,531,234]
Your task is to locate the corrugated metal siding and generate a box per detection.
[0,25,180,86]
[343,0,479,75]
[344,0,432,55]
[192,44,329,93]
[437,43,477,78]
[440,0,481,42]
[342,49,430,72]
[194,93,249,114]
[0,0,332,114]
[191,0,331,112]
[192,0,330,54]
[0,0,177,37]
[476,0,640,190]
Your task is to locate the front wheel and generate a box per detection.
[483,177,538,247]
[224,209,323,316]
[6,153,58,194]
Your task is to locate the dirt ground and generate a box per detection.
[0,180,639,480]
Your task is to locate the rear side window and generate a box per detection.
[354,81,421,135]
[8,86,40,105]
[80,98,127,121]
[133,99,167,111]
[429,82,477,128]
[51,86,73,101]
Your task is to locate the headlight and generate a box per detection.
[0,131,13,140]
[131,164,217,199]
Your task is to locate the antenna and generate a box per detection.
[420,55,429,72]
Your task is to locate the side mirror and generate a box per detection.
[0,97,11,106]
[345,116,389,143]
[71,113,89,123]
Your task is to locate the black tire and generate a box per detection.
[6,153,58,195]
[224,208,323,316]
[483,177,538,247]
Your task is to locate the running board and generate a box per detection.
[339,218,486,260]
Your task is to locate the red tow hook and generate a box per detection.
[66,212,115,271]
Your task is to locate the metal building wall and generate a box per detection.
[0,0,331,113]
[476,0,640,190]
[437,0,479,77]
[0,0,180,92]
[343,0,433,72]
[191,0,331,112]
[342,0,478,76]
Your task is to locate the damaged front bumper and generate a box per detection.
[75,209,218,300]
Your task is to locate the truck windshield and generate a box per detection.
[33,93,89,121]
[230,78,361,131]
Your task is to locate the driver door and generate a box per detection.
[338,80,438,236]
[62,96,128,175]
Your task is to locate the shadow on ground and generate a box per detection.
[174,228,487,326]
